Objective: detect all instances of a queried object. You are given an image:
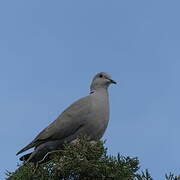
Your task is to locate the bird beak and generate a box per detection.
[109,79,117,84]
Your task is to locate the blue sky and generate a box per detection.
[0,1,179,179]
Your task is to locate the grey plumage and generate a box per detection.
[16,72,116,163]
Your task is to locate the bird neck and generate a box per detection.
[90,87,108,95]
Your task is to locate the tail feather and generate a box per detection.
[16,142,35,155]
[19,152,32,161]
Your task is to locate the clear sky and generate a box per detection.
[0,1,179,179]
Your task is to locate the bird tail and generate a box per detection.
[19,152,32,161]
[16,142,35,155]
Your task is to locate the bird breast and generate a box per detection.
[87,89,110,139]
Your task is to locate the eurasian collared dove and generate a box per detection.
[16,72,116,163]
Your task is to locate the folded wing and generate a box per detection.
[16,96,91,155]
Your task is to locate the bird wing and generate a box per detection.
[16,96,92,155]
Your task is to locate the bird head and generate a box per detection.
[90,72,116,91]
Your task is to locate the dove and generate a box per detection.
[16,72,116,163]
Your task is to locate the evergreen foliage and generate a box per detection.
[6,137,179,180]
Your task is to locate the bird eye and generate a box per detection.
[99,74,103,78]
